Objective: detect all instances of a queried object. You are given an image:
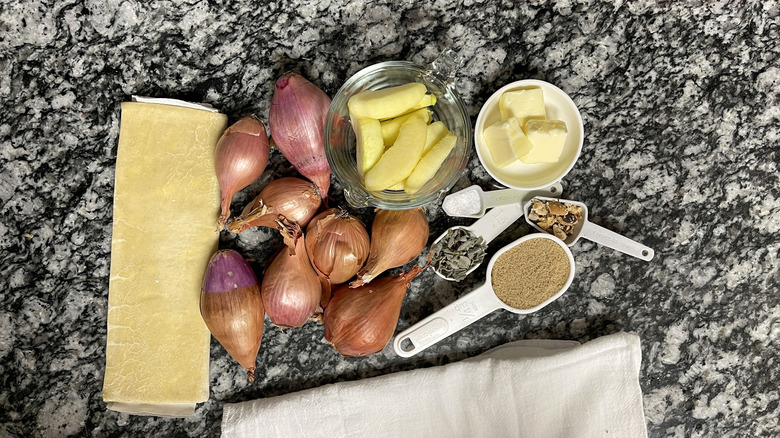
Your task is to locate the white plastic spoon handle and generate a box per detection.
[393,284,500,357]
[480,182,563,209]
[480,188,529,209]
[467,203,525,244]
[579,221,655,261]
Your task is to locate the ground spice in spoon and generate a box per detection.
[491,238,571,309]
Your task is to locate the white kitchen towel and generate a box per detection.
[221,332,647,438]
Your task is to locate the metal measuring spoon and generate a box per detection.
[523,196,655,261]
[432,202,526,281]
[395,234,575,357]
[442,182,563,218]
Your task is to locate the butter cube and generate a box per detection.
[483,118,533,168]
[504,118,533,160]
[499,88,546,126]
[521,120,568,164]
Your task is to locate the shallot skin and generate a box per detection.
[228,177,321,234]
[351,208,429,287]
[324,266,424,357]
[261,233,321,328]
[200,250,265,382]
[269,73,332,201]
[215,116,270,229]
[306,208,370,308]
[307,209,370,280]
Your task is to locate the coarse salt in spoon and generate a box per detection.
[442,182,563,218]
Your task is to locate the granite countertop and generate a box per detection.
[2,0,779,436]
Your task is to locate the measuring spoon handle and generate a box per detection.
[467,203,524,244]
[480,183,564,210]
[393,284,500,357]
[580,221,655,261]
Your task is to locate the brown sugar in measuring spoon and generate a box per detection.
[394,234,575,357]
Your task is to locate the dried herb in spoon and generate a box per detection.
[431,228,487,281]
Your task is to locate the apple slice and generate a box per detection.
[414,93,437,109]
[353,116,385,176]
[380,108,431,145]
[348,83,428,120]
[387,181,405,191]
[422,121,450,155]
[380,93,437,120]
[404,133,457,194]
[364,116,427,191]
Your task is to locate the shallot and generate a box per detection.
[324,264,426,357]
[215,116,270,229]
[269,73,332,201]
[306,208,370,306]
[228,177,321,229]
[261,226,322,327]
[227,177,321,252]
[351,208,429,287]
[200,250,264,382]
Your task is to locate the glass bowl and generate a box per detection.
[324,50,472,210]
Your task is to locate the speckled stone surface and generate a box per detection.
[2,0,779,436]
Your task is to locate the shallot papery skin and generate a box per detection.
[200,249,264,382]
[228,177,321,234]
[307,210,369,281]
[324,265,424,357]
[351,208,429,287]
[306,208,370,307]
[269,73,332,201]
[261,233,321,328]
[216,116,270,229]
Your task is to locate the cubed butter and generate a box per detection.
[499,88,546,126]
[521,120,568,164]
[483,118,533,168]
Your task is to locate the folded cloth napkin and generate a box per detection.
[221,332,647,437]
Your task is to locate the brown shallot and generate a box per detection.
[350,208,429,287]
[215,116,270,229]
[306,208,370,307]
[200,249,264,382]
[227,177,321,251]
[269,73,332,201]
[324,264,427,357]
[228,177,321,231]
[261,225,322,328]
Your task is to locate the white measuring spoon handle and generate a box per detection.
[394,284,500,357]
[480,188,528,209]
[480,183,564,209]
[580,221,655,261]
[467,203,525,244]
